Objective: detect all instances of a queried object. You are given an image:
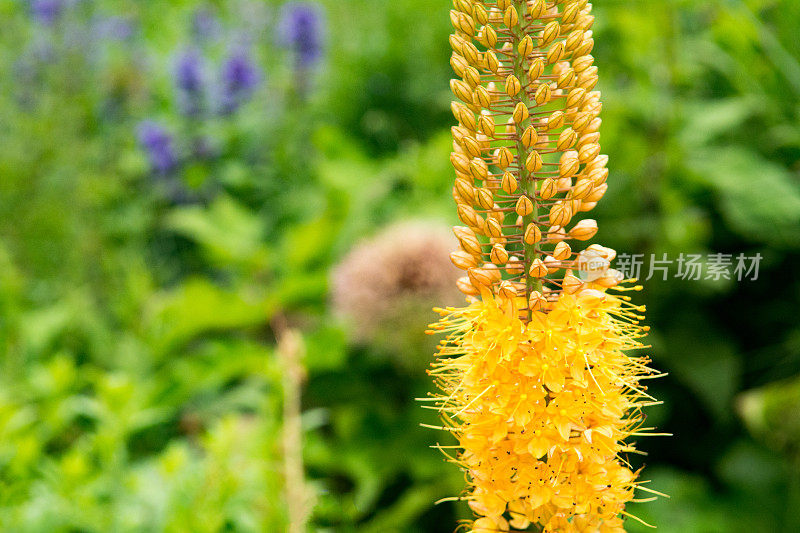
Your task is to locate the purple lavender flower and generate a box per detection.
[278,2,325,68]
[219,49,262,113]
[29,0,64,26]
[174,49,206,115]
[137,121,178,174]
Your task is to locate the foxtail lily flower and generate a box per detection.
[425,2,663,531]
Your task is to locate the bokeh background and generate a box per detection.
[1,0,799,531]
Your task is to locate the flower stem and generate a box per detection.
[512,0,541,319]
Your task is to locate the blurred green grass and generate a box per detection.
[1,0,799,531]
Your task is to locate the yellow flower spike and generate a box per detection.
[433,2,661,531]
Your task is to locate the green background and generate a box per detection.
[1,0,799,531]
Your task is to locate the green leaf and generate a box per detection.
[166,196,269,268]
[145,278,277,352]
[688,148,800,246]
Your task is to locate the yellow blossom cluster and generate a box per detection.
[428,289,657,532]
[426,0,663,531]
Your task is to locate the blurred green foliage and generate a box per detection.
[0,0,799,531]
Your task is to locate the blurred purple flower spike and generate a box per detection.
[278,2,325,68]
[174,49,206,115]
[137,121,178,174]
[219,49,262,113]
[29,0,64,26]
[175,49,205,95]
